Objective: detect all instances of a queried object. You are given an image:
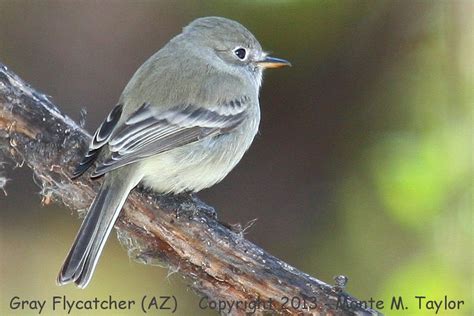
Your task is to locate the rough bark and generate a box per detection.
[0,62,381,315]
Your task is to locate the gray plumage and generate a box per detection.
[58,16,290,288]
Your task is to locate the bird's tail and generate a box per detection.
[57,171,139,288]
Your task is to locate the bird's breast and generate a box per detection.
[139,106,260,193]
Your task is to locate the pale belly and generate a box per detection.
[138,114,259,193]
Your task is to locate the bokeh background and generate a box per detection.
[0,1,472,315]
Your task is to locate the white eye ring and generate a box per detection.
[233,47,247,60]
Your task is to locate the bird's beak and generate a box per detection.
[257,56,291,69]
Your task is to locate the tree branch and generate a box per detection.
[0,62,381,315]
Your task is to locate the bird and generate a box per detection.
[57,16,290,288]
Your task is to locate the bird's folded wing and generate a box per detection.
[72,104,123,178]
[91,99,248,177]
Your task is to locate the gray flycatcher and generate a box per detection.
[57,16,290,288]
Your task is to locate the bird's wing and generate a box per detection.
[72,104,123,178]
[91,98,249,177]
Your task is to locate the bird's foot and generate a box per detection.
[135,186,218,220]
[170,193,217,220]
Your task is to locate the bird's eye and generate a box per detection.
[233,48,247,60]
